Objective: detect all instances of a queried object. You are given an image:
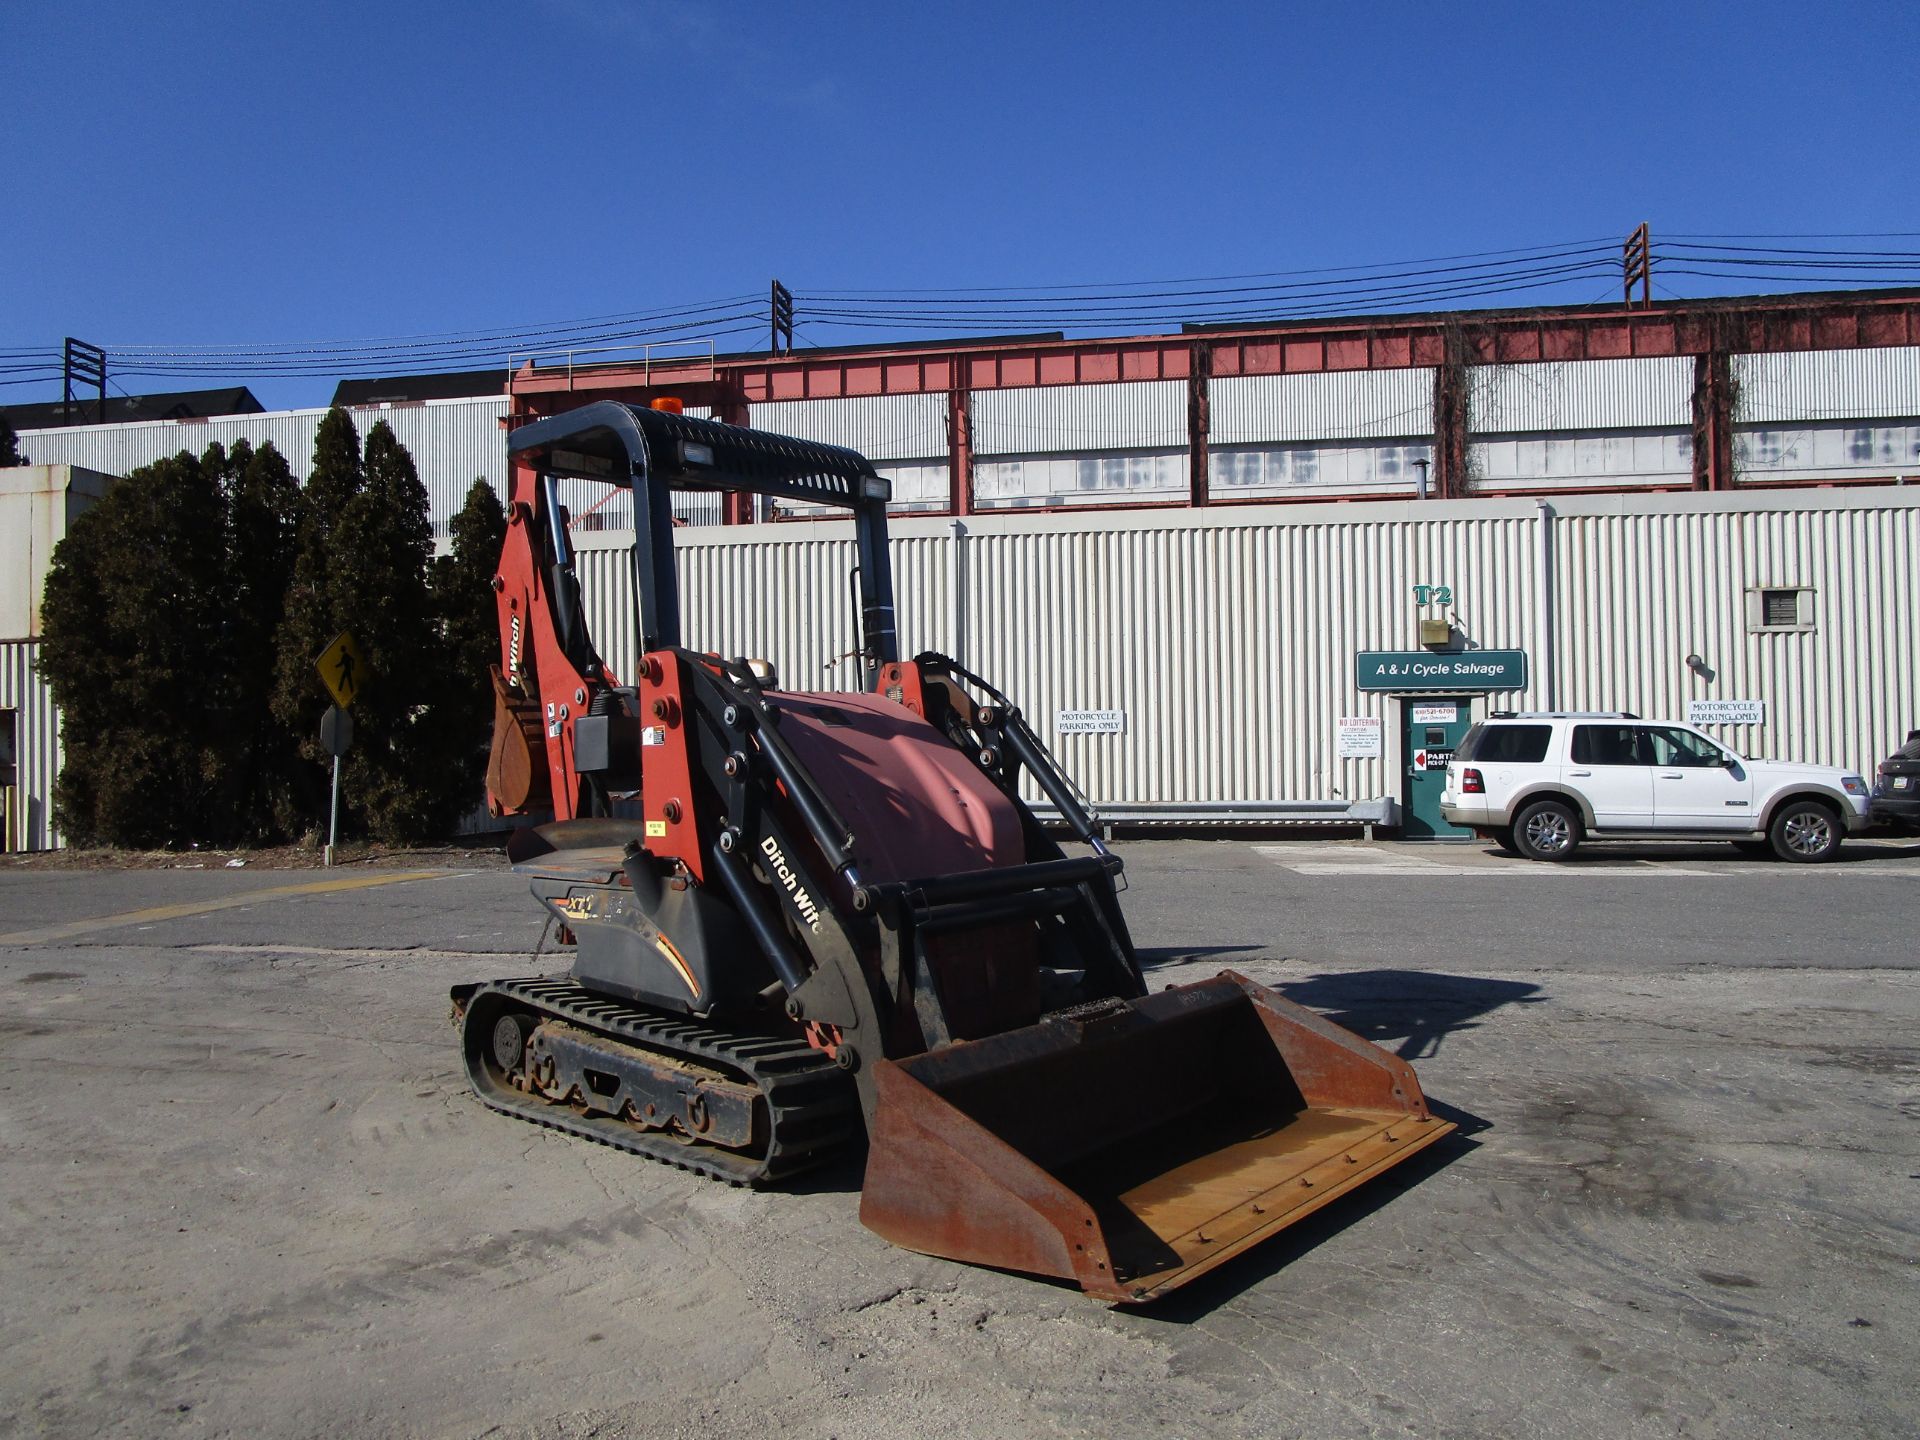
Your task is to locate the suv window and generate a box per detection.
[1455,723,1551,764]
[1571,725,1644,766]
[1643,725,1727,768]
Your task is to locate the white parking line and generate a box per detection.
[1251,845,1724,877]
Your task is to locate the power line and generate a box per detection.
[798,258,1624,328]
[100,294,763,355]
[799,237,1622,295]
[1663,231,1920,240]
[798,249,1618,310]
[1662,241,1920,259]
[8,233,1920,398]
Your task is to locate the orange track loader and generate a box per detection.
[452,401,1452,1303]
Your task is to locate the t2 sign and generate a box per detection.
[1412,584,1453,606]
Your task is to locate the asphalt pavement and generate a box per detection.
[1,837,1915,1439]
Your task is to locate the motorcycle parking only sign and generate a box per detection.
[1056,709,1127,735]
[1687,699,1766,725]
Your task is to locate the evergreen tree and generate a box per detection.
[37,500,113,841]
[41,409,479,850]
[39,449,234,846]
[270,407,363,834]
[432,478,508,798]
[328,420,460,843]
[215,439,304,838]
[0,412,24,466]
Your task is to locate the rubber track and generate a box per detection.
[458,976,859,1186]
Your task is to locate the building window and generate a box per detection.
[1748,586,1815,633]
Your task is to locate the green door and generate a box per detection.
[1402,697,1474,840]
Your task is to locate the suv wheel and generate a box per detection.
[1513,800,1580,861]
[1769,799,1843,863]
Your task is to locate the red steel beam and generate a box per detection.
[507,290,1920,412]
[501,290,1920,516]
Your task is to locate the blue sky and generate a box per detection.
[6,1,1918,411]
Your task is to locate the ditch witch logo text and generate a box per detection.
[760,836,825,934]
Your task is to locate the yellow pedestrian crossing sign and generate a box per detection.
[316,631,369,709]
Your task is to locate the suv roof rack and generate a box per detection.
[1484,710,1638,720]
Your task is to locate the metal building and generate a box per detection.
[7,288,1919,846]
[17,397,512,539]
[563,484,1919,835]
[1,466,114,850]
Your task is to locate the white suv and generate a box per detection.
[1439,712,1871,862]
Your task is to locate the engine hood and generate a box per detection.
[1740,758,1857,783]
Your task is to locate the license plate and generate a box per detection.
[1897,776,1912,790]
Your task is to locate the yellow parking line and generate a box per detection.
[0,870,456,947]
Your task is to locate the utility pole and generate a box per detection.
[770,280,794,356]
[62,338,107,425]
[1622,223,1652,309]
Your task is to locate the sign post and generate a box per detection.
[315,633,368,868]
[319,704,354,867]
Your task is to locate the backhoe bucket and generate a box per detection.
[859,971,1455,1303]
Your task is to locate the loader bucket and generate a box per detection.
[859,971,1455,1304]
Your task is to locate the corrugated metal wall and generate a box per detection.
[748,394,949,461]
[1467,359,1693,491]
[1470,429,1693,492]
[969,381,1189,509]
[1552,492,1920,776]
[1211,369,1435,443]
[1206,370,1434,500]
[974,380,1187,454]
[1730,348,1920,485]
[972,449,1188,509]
[19,397,512,537]
[1734,346,1920,422]
[13,489,1912,845]
[565,488,1919,813]
[739,398,950,514]
[1733,420,1920,483]
[573,524,961,694]
[1212,440,1433,498]
[0,641,60,851]
[18,352,1912,531]
[944,509,1544,804]
[1472,357,1693,432]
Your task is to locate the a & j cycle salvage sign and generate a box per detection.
[1354,649,1528,693]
